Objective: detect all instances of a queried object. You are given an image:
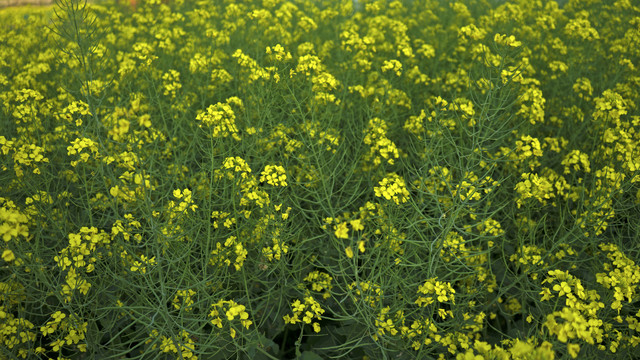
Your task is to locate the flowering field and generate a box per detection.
[1,0,640,359]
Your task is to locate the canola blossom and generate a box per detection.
[1,0,639,359]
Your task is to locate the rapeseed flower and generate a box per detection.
[196,100,241,141]
[2,0,640,358]
[259,165,287,186]
[374,173,410,205]
[2,249,15,262]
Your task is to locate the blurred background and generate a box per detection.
[0,0,571,10]
[0,0,55,6]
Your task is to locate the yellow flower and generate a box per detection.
[350,219,364,231]
[552,282,571,297]
[539,287,553,301]
[509,340,533,357]
[161,69,181,98]
[345,246,354,259]
[494,33,522,47]
[334,222,349,239]
[52,311,66,322]
[260,165,288,186]
[374,173,410,205]
[381,59,403,76]
[567,343,580,358]
[196,99,242,141]
[2,249,15,262]
[438,308,447,319]
[50,339,65,352]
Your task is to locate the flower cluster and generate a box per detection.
[494,33,522,47]
[259,164,288,187]
[67,137,100,167]
[209,236,248,271]
[158,188,198,245]
[161,69,181,99]
[374,172,410,205]
[363,117,400,168]
[39,311,88,354]
[348,281,383,308]
[302,270,333,300]
[261,227,289,262]
[381,59,402,76]
[146,329,198,360]
[514,172,556,208]
[0,198,30,264]
[0,137,49,177]
[57,100,92,126]
[415,278,456,307]
[173,289,197,312]
[54,227,111,302]
[595,243,640,313]
[283,296,325,333]
[196,98,243,141]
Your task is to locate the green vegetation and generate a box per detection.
[1,0,639,359]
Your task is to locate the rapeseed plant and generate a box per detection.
[0,0,639,358]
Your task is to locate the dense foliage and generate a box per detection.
[1,0,639,359]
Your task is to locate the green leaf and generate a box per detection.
[245,332,279,360]
[300,351,323,360]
